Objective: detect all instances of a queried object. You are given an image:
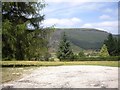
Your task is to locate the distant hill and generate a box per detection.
[49,28,117,53]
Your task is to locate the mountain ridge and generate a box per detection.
[49,28,118,53]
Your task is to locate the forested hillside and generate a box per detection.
[49,28,118,52]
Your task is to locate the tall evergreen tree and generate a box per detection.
[113,36,120,56]
[2,2,52,60]
[57,32,74,61]
[2,2,45,28]
[104,34,116,56]
[104,34,120,56]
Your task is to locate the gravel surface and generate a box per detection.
[2,65,118,88]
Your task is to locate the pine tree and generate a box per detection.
[104,34,119,56]
[99,44,109,57]
[57,32,74,61]
[2,2,52,60]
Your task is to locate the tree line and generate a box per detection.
[104,34,120,56]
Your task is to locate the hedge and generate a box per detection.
[62,56,120,61]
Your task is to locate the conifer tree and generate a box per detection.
[104,34,120,56]
[99,44,109,57]
[57,32,74,60]
[104,34,116,56]
[2,2,51,60]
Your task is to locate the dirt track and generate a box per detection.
[2,65,118,88]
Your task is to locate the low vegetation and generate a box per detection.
[1,61,119,67]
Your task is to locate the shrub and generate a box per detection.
[76,56,119,61]
[99,44,110,57]
[78,51,85,57]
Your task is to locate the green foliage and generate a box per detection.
[2,2,45,29]
[63,56,119,61]
[104,34,119,56]
[2,19,15,59]
[57,32,74,61]
[78,51,85,57]
[72,54,79,60]
[2,2,53,60]
[99,44,109,57]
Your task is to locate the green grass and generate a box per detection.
[1,61,119,67]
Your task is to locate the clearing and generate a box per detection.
[2,65,118,88]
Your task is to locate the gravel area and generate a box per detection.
[2,65,118,88]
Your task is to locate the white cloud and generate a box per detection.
[81,21,118,34]
[99,15,111,20]
[41,1,118,34]
[98,21,118,27]
[82,24,93,28]
[42,17,82,27]
[82,21,117,28]
[43,2,106,18]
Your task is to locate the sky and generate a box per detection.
[40,0,119,34]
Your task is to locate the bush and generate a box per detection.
[75,56,119,61]
[54,52,119,61]
[99,44,109,57]
[78,51,85,57]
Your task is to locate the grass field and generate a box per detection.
[1,61,119,83]
[1,61,119,67]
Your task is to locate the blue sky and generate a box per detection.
[41,0,118,34]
